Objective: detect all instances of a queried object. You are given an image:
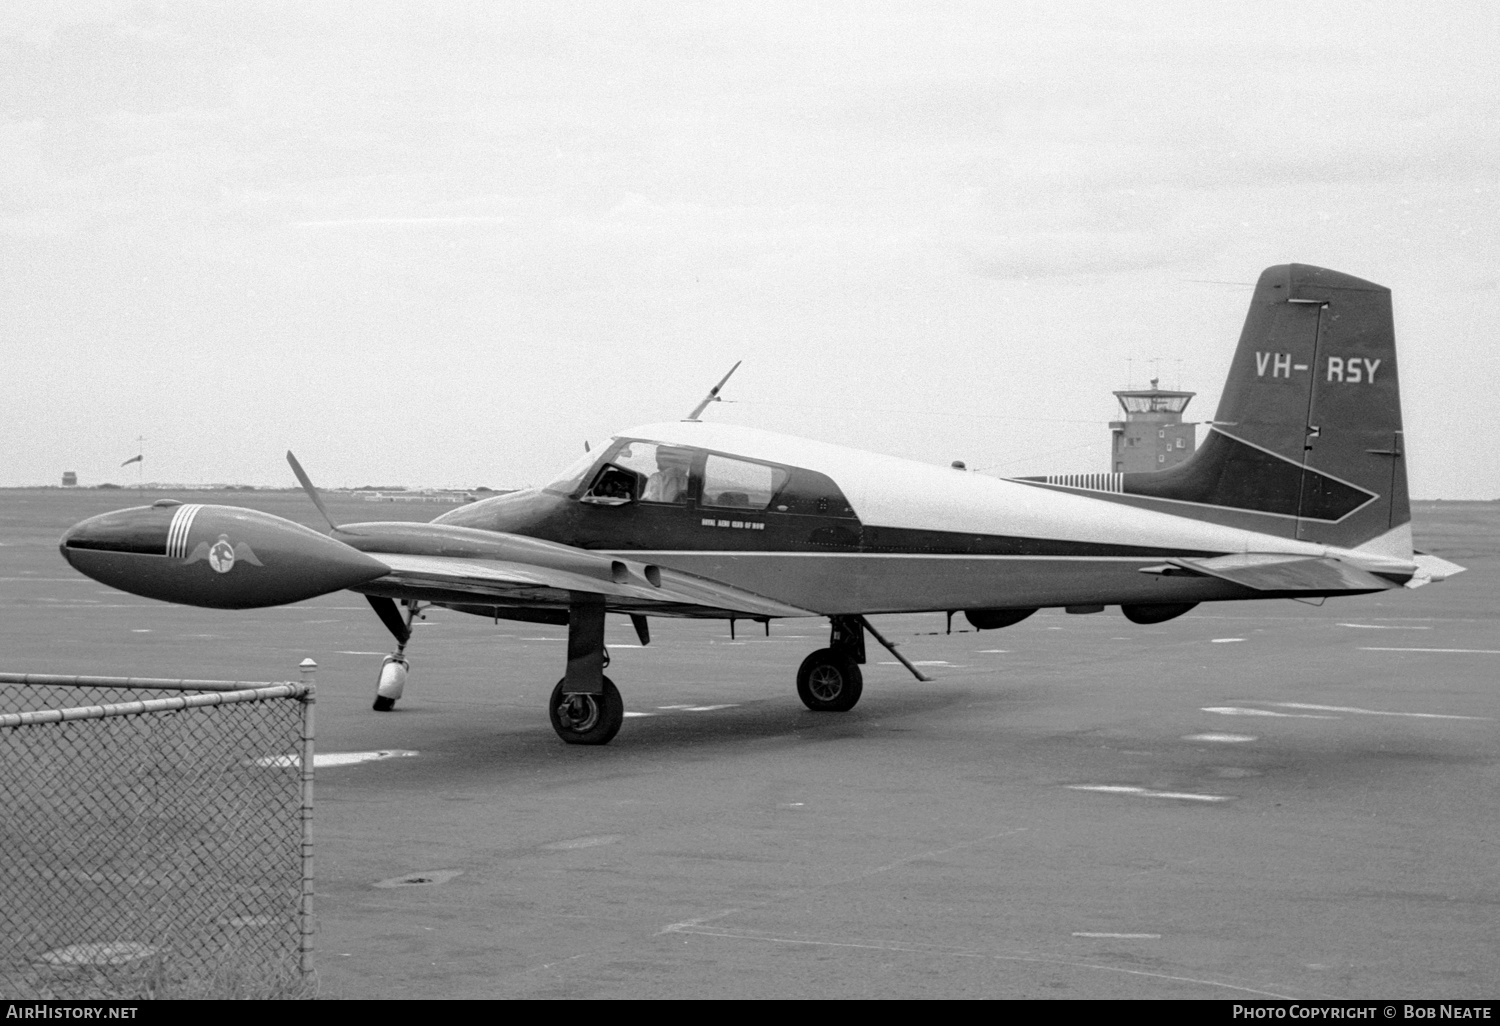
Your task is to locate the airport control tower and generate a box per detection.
[1109,379,1195,473]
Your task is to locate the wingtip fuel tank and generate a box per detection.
[60,502,390,609]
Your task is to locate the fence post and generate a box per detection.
[297,658,317,980]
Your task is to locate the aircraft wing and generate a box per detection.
[356,552,817,620]
[1154,553,1399,593]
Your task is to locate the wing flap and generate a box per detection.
[1165,553,1397,593]
[360,553,815,619]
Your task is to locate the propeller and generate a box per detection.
[683,360,741,421]
[286,451,340,532]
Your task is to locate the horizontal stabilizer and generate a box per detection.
[1405,553,1467,589]
[1158,553,1398,593]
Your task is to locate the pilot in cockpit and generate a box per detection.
[642,447,692,504]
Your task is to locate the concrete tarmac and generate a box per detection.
[3,491,1496,998]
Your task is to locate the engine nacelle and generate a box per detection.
[964,608,1038,631]
[61,502,390,609]
[1120,602,1198,624]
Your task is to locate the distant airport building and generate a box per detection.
[1109,379,1195,473]
[61,471,77,487]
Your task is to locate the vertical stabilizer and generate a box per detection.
[1101,265,1409,551]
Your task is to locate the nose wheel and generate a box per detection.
[549,676,624,745]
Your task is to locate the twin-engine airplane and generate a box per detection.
[61,265,1464,745]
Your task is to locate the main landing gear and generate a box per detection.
[795,615,933,713]
[366,597,421,711]
[362,598,931,742]
[365,594,641,745]
[549,676,624,745]
[796,616,866,712]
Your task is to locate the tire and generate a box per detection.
[796,649,863,712]
[372,695,396,712]
[549,676,625,745]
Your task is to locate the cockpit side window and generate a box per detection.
[577,440,698,506]
[701,455,788,511]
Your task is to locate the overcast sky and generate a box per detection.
[3,1,1495,496]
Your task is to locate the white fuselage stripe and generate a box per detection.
[167,504,202,559]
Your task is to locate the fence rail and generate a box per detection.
[0,667,315,999]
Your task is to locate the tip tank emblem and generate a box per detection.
[184,534,264,574]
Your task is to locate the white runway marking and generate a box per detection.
[1338,623,1431,630]
[882,660,955,667]
[976,649,1009,653]
[335,650,388,656]
[252,749,418,769]
[657,703,739,712]
[39,942,158,967]
[1067,785,1231,802]
[1184,733,1258,743]
[1361,647,1500,655]
[543,834,621,850]
[1073,932,1162,939]
[611,643,643,648]
[1202,707,1338,719]
[520,637,560,641]
[1272,702,1489,721]
[622,711,655,718]
[1210,638,1244,643]
[131,629,152,633]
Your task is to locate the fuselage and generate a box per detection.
[432,421,1382,616]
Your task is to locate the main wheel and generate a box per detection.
[373,655,408,712]
[549,676,625,745]
[796,649,863,712]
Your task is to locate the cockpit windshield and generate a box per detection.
[542,449,603,496]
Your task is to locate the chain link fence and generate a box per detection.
[0,671,315,999]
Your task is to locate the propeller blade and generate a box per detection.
[285,450,339,532]
[684,360,742,421]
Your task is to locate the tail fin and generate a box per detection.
[1117,264,1410,553]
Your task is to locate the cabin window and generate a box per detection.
[702,455,787,510]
